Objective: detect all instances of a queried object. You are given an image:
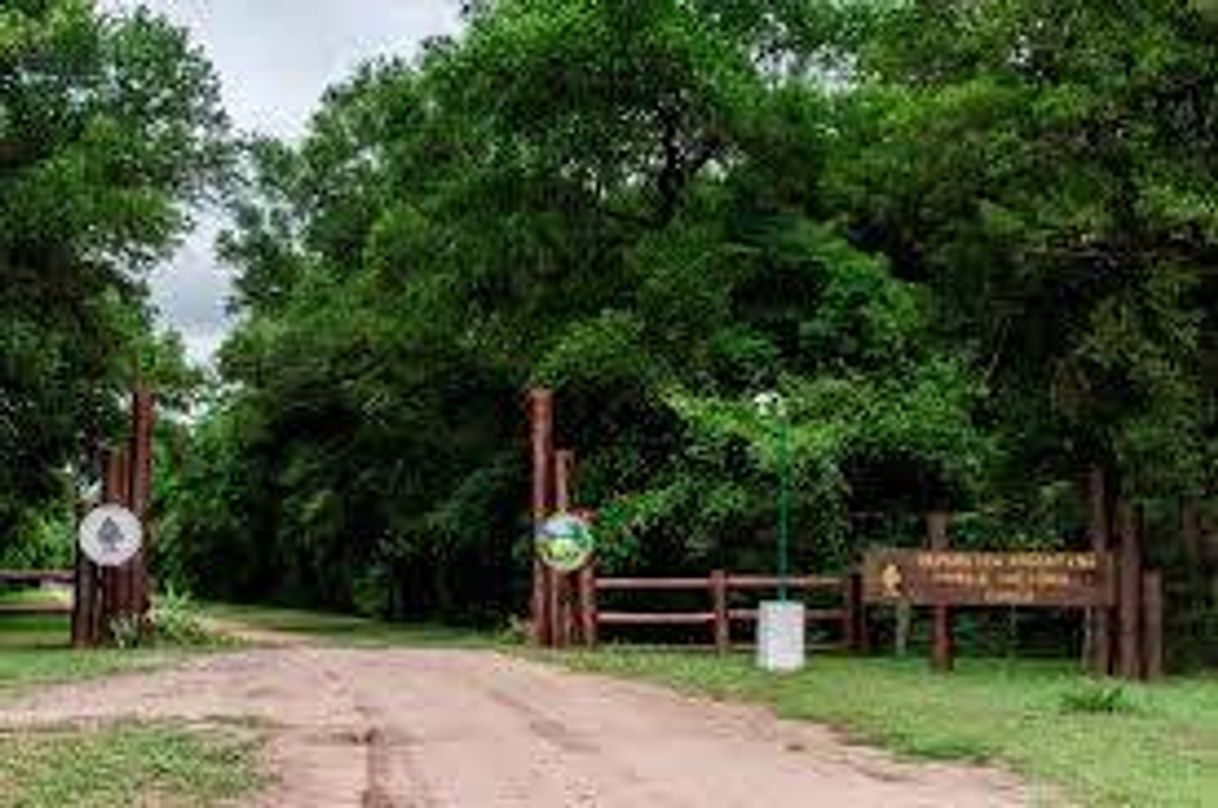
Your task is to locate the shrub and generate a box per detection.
[1058,683,1136,715]
[108,587,223,648]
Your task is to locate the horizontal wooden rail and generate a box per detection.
[599,611,715,626]
[0,570,73,586]
[580,569,865,653]
[596,575,842,592]
[595,578,711,591]
[725,575,842,591]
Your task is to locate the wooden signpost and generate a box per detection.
[529,390,554,646]
[71,388,155,647]
[529,388,592,648]
[862,502,1162,680]
[862,550,1117,608]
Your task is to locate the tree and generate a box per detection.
[170,0,980,618]
[826,0,1218,507]
[0,0,229,546]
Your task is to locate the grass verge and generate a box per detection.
[201,602,499,648]
[551,649,1218,808]
[0,616,191,704]
[0,720,261,807]
[0,606,260,806]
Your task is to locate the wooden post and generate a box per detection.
[928,511,953,671]
[87,447,129,644]
[711,570,729,653]
[128,388,154,618]
[129,389,154,511]
[105,447,128,505]
[545,571,562,648]
[82,448,116,645]
[114,447,135,625]
[1115,501,1143,680]
[119,447,136,619]
[71,549,94,646]
[578,563,597,648]
[553,449,575,648]
[854,570,870,654]
[842,572,856,651]
[555,450,574,513]
[71,492,97,648]
[1086,467,1114,675]
[1142,570,1163,681]
[529,390,555,646]
[895,600,910,658]
[843,569,865,653]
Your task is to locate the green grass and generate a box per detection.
[0,609,260,806]
[552,649,1218,808]
[201,602,500,648]
[0,614,72,650]
[0,588,70,608]
[0,616,191,703]
[0,720,261,807]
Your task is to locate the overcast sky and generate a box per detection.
[108,1,463,363]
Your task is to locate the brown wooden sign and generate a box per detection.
[863,550,1116,608]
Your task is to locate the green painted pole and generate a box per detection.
[778,417,790,602]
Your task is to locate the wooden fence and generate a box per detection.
[0,570,74,615]
[574,569,866,653]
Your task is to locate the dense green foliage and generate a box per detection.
[0,0,226,549]
[8,0,1218,646]
[157,0,1218,630]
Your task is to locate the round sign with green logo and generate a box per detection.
[536,512,594,572]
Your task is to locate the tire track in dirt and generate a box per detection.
[0,648,1033,807]
[360,726,394,808]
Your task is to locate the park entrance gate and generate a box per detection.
[0,389,155,646]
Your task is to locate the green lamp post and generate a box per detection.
[754,391,791,601]
[753,391,805,671]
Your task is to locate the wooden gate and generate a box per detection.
[577,569,865,652]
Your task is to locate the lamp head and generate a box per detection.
[753,391,787,418]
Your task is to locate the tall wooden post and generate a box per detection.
[1086,467,1114,675]
[70,391,155,647]
[71,496,97,648]
[102,447,134,632]
[578,564,597,648]
[553,449,575,648]
[711,570,729,653]
[895,600,911,658]
[529,390,555,646]
[128,388,155,617]
[928,511,953,671]
[555,450,574,513]
[80,447,127,645]
[1115,501,1143,680]
[843,569,865,653]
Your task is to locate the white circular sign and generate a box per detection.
[78,505,143,567]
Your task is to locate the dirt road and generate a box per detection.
[0,648,1028,807]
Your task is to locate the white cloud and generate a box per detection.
[107,0,463,365]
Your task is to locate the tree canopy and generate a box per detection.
[9,0,1218,641]
[0,0,227,549]
[153,0,1218,631]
